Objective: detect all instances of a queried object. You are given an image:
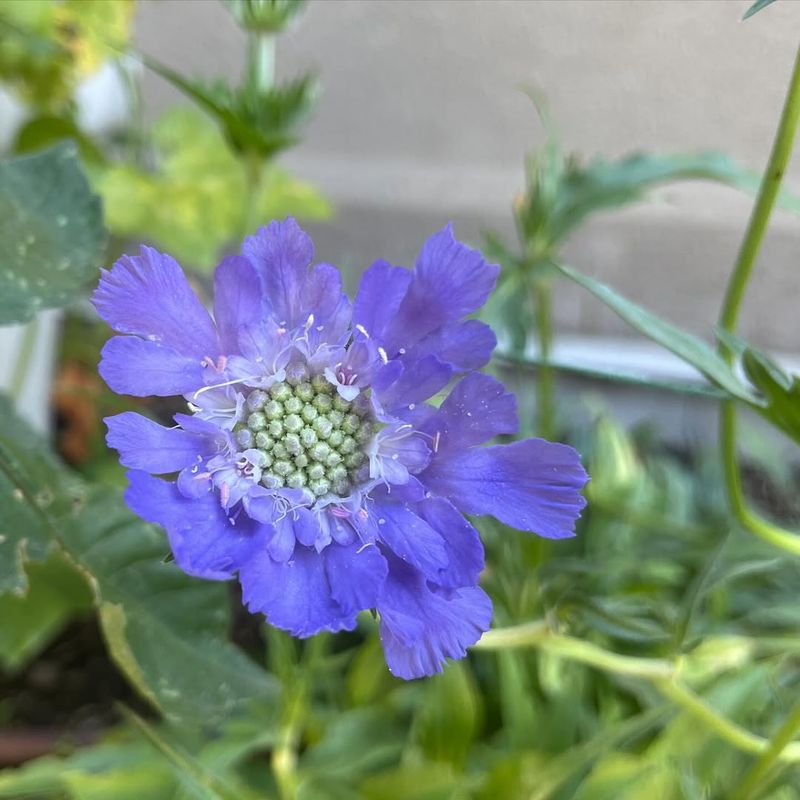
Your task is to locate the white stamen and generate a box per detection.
[355,324,370,339]
[378,347,388,364]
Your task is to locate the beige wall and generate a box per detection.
[135,0,800,352]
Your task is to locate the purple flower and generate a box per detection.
[95,218,588,679]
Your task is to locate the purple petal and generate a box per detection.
[267,518,297,562]
[239,544,356,637]
[377,554,492,680]
[382,225,499,354]
[353,260,412,341]
[376,355,454,413]
[125,470,263,580]
[242,218,348,333]
[402,320,496,372]
[422,439,589,539]
[105,412,206,473]
[371,501,448,580]
[416,497,484,589]
[324,541,388,614]
[213,255,264,355]
[421,372,518,454]
[93,246,218,358]
[98,336,207,397]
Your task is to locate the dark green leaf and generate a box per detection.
[743,0,778,20]
[0,143,105,324]
[0,548,92,672]
[0,396,276,725]
[555,264,757,403]
[741,346,800,444]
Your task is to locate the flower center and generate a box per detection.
[234,374,375,497]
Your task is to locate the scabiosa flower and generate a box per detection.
[94,218,588,679]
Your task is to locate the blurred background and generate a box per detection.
[4,1,800,798]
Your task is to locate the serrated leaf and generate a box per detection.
[555,264,757,403]
[0,143,106,324]
[0,396,277,725]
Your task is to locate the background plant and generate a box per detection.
[2,1,800,798]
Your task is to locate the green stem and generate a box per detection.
[719,48,800,334]
[716,45,800,556]
[733,699,800,800]
[10,318,39,403]
[534,277,556,439]
[476,623,800,762]
[247,32,276,92]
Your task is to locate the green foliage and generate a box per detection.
[740,346,800,446]
[96,107,329,270]
[0,143,105,324]
[743,0,778,20]
[0,549,92,672]
[0,395,276,724]
[0,0,134,114]
[222,0,307,33]
[142,52,316,160]
[554,264,757,403]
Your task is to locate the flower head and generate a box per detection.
[95,218,588,679]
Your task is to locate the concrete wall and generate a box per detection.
[134,0,800,353]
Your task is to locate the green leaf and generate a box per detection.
[122,708,251,800]
[555,264,757,403]
[414,662,482,768]
[97,107,329,270]
[0,143,106,324]
[139,52,314,159]
[0,393,80,594]
[0,396,277,725]
[222,0,307,33]
[358,763,459,800]
[743,0,778,20]
[0,548,93,672]
[740,346,800,445]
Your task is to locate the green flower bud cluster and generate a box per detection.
[235,374,374,498]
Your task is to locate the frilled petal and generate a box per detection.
[382,225,499,355]
[213,255,264,355]
[416,497,484,589]
[422,373,518,453]
[376,355,453,413]
[353,260,412,341]
[372,501,448,580]
[422,439,588,539]
[93,246,218,358]
[324,541,388,615]
[401,320,496,372]
[242,218,313,327]
[99,336,207,397]
[239,544,356,637]
[125,470,263,580]
[105,412,207,473]
[377,554,492,679]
